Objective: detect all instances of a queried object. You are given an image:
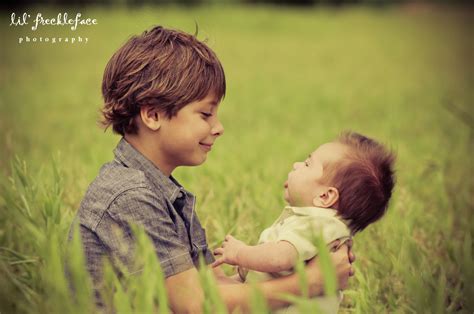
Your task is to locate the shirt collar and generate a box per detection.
[284,205,351,226]
[113,137,188,203]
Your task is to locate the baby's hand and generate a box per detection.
[212,235,247,268]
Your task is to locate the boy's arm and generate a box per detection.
[212,264,243,284]
[218,242,353,313]
[166,242,353,313]
[165,268,205,313]
[213,235,298,273]
[166,258,309,313]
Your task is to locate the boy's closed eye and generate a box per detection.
[200,112,212,118]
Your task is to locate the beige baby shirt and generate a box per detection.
[244,206,352,314]
[259,206,351,267]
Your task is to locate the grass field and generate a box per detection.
[0,3,473,313]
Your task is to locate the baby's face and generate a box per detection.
[284,142,347,207]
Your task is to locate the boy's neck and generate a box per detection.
[124,134,174,177]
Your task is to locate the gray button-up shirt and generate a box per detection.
[69,138,214,287]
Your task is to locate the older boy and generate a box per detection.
[213,132,395,313]
[69,25,355,313]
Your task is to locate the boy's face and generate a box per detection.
[284,142,347,207]
[157,92,224,171]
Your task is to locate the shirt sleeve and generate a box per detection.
[189,216,215,266]
[96,187,195,278]
[276,216,350,262]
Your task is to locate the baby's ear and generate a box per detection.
[140,106,163,131]
[312,187,339,208]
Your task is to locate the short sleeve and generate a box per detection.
[189,218,215,266]
[96,187,194,278]
[276,216,350,262]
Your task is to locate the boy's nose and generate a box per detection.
[212,118,224,137]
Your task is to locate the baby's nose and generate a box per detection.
[293,162,302,170]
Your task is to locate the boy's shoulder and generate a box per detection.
[76,160,154,230]
[76,138,184,232]
[90,160,150,200]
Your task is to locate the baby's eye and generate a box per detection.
[201,112,212,118]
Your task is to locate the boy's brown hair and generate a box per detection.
[324,132,396,233]
[101,25,226,135]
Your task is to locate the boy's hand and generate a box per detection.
[304,241,354,295]
[212,235,247,268]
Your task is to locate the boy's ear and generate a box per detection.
[312,187,339,208]
[140,106,163,131]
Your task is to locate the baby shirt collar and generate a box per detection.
[283,205,351,227]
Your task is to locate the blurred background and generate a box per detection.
[0,0,473,313]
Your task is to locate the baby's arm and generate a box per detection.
[212,235,298,273]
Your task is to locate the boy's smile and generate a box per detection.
[156,92,224,173]
[199,142,213,152]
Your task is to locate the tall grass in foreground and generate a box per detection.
[0,153,472,312]
[0,158,343,313]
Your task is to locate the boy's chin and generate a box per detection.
[184,155,207,167]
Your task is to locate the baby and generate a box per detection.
[213,131,396,313]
